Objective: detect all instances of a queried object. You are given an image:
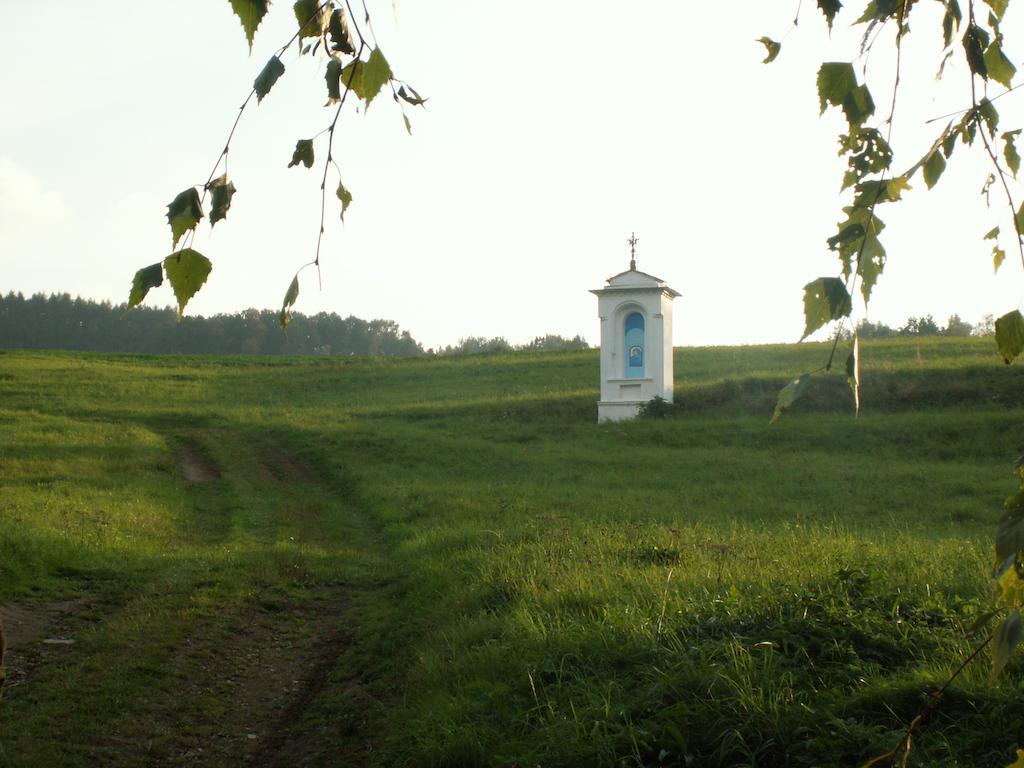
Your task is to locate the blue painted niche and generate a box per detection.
[624,312,645,378]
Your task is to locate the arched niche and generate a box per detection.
[623,311,645,378]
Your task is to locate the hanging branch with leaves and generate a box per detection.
[765,0,1024,423]
[124,0,427,327]
[764,2,1024,765]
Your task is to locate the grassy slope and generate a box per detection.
[1,338,1022,766]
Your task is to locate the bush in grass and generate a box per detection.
[638,395,677,419]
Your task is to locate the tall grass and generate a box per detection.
[1,337,1021,766]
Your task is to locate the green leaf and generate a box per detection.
[997,505,1024,565]
[403,113,412,135]
[828,223,865,253]
[923,151,947,189]
[969,608,1000,636]
[829,206,886,279]
[771,374,813,424]
[817,62,857,114]
[937,48,956,79]
[959,111,980,145]
[858,232,886,303]
[852,179,892,207]
[984,172,998,206]
[802,278,852,340]
[840,128,892,188]
[339,59,366,100]
[328,8,356,54]
[163,248,212,319]
[994,245,1007,273]
[293,0,330,41]
[166,188,203,248]
[817,0,843,28]
[1015,201,1024,234]
[995,310,1024,363]
[984,42,1016,88]
[942,129,959,158]
[254,55,285,103]
[854,1,880,23]
[989,225,1006,272]
[983,0,1009,20]
[127,263,163,310]
[1004,129,1021,177]
[885,176,911,201]
[289,139,315,169]
[942,1,962,49]
[337,181,353,221]
[963,24,990,79]
[326,57,344,103]
[398,85,428,106]
[757,37,781,64]
[361,48,393,108]
[855,0,906,23]
[842,84,875,128]
[280,275,299,328]
[229,0,270,52]
[993,610,1023,678]
[846,333,860,415]
[905,125,951,180]
[980,97,1000,135]
[207,174,236,227]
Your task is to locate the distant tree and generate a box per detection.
[942,313,974,336]
[435,334,591,356]
[438,336,514,356]
[974,313,996,337]
[0,293,424,357]
[854,319,897,339]
[898,315,940,337]
[520,334,590,352]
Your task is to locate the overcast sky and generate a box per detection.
[2,1,1023,349]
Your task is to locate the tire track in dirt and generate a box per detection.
[153,440,377,767]
[159,586,362,767]
[0,598,103,700]
[177,440,221,484]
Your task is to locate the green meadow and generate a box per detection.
[1,337,1023,767]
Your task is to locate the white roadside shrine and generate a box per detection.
[591,236,680,423]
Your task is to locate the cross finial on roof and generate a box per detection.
[628,232,639,271]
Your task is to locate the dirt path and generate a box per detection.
[1,436,386,768]
[152,442,378,767]
[157,587,371,768]
[0,598,102,700]
[177,441,221,483]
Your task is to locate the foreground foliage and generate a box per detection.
[762,9,1024,760]
[1,339,1022,766]
[128,0,426,324]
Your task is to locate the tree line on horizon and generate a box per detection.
[0,292,423,356]
[0,293,591,357]
[849,313,994,339]
[3,294,982,358]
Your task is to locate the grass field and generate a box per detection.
[1,337,1023,767]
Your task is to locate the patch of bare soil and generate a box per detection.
[258,447,314,485]
[178,441,221,484]
[155,587,372,768]
[0,599,98,697]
